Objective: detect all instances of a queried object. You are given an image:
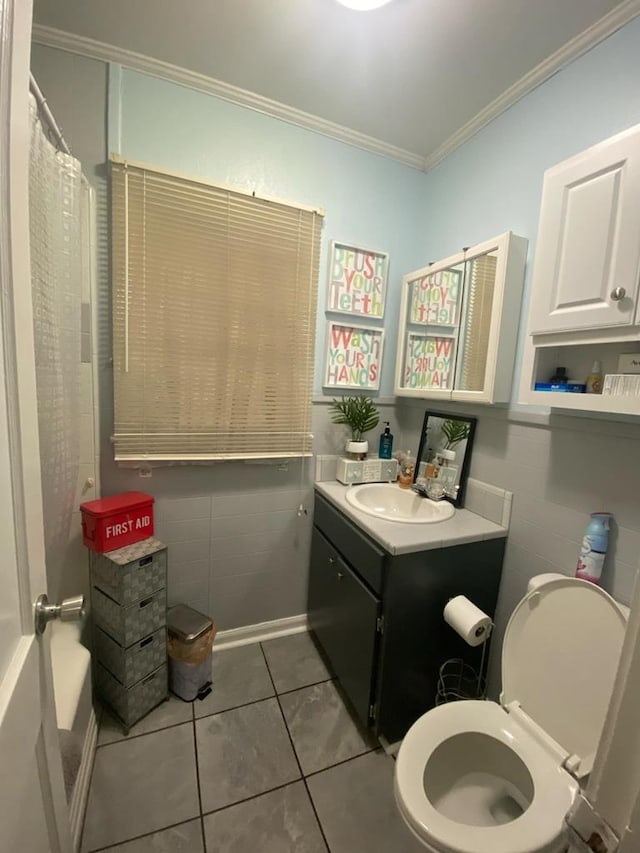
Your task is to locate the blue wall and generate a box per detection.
[418,15,640,393]
[112,68,429,396]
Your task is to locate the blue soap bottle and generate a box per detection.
[378,422,393,459]
[576,512,612,584]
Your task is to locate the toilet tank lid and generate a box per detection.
[501,577,626,777]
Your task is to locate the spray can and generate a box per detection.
[576,512,612,584]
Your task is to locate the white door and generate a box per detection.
[528,122,640,335]
[0,1,72,851]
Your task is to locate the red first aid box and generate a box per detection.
[80,492,155,553]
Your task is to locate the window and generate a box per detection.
[111,158,323,461]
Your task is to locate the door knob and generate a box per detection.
[610,287,626,301]
[35,593,85,635]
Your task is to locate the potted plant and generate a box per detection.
[329,396,380,458]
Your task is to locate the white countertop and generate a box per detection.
[315,481,507,556]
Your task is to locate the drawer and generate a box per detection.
[92,586,166,647]
[90,542,167,606]
[96,661,168,729]
[93,626,167,688]
[314,493,385,593]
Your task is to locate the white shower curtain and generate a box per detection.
[29,94,83,588]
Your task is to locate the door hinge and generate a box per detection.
[376,615,384,634]
[369,702,377,721]
[566,793,619,853]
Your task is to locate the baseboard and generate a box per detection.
[215,613,309,650]
[69,706,98,851]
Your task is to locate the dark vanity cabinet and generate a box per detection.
[308,492,505,743]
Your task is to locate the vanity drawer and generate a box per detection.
[314,493,385,593]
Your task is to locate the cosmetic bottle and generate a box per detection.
[378,422,393,459]
[585,360,603,394]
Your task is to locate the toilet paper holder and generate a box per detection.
[436,596,494,705]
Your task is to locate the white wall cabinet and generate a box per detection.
[394,231,528,405]
[520,123,640,417]
[528,123,640,335]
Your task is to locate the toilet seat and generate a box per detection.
[395,700,578,853]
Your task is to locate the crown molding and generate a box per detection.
[423,0,640,171]
[33,0,640,175]
[31,24,426,171]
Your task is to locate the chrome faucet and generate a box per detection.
[411,481,459,501]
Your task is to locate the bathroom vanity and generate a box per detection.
[308,482,507,744]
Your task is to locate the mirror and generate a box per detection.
[398,259,465,394]
[413,410,476,507]
[454,248,499,393]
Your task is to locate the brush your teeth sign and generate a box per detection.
[324,322,384,390]
[409,267,462,326]
[327,241,389,319]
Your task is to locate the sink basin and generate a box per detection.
[345,483,455,524]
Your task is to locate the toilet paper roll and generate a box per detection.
[443,595,492,647]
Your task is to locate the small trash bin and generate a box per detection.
[167,605,216,701]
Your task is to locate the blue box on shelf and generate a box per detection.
[534,382,586,393]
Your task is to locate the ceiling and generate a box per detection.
[32,0,638,167]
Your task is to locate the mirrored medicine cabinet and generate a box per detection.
[394,231,528,405]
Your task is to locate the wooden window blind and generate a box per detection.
[111,159,323,461]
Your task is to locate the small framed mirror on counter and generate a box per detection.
[413,410,476,506]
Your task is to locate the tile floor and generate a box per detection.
[82,631,423,852]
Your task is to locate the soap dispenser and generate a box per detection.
[378,422,393,459]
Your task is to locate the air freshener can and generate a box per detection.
[576,512,612,584]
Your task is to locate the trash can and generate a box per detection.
[167,605,216,701]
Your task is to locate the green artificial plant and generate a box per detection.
[441,418,471,450]
[329,396,380,442]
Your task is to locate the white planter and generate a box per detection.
[346,440,368,457]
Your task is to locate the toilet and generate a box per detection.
[394,574,628,853]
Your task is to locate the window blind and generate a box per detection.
[111,159,323,461]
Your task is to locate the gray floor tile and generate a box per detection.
[82,724,199,852]
[98,695,193,745]
[262,632,332,694]
[196,697,300,813]
[307,751,424,853]
[279,681,373,775]
[96,819,204,852]
[194,643,274,718]
[203,782,326,853]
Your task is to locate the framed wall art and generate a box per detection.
[324,321,384,391]
[326,240,389,320]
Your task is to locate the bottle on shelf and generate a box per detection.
[585,360,603,394]
[549,366,568,385]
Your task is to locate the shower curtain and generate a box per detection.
[29,94,83,593]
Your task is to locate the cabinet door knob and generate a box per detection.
[337,571,344,581]
[610,286,626,301]
[328,556,336,566]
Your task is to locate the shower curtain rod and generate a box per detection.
[29,74,71,155]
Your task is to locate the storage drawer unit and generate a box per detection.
[90,537,169,730]
[96,662,168,728]
[93,626,167,688]
[90,538,167,605]
[92,586,166,648]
